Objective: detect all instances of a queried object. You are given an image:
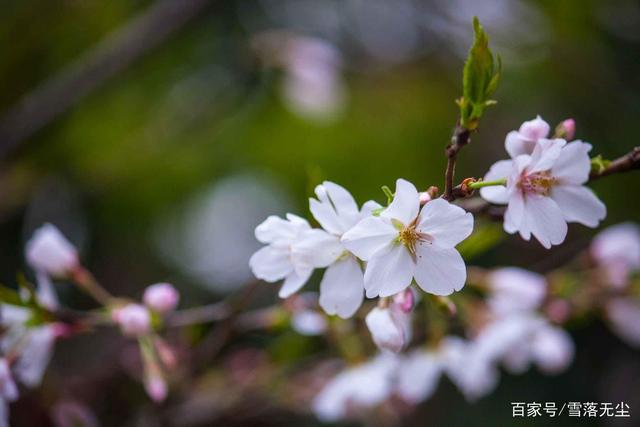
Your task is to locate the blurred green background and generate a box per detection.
[1,0,639,426]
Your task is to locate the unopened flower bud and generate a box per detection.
[554,118,576,140]
[0,358,18,401]
[143,283,180,313]
[25,224,79,278]
[144,374,167,403]
[113,304,151,337]
[365,305,411,353]
[393,288,415,313]
[419,192,431,205]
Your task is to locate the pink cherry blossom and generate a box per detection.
[505,115,551,158]
[481,139,606,248]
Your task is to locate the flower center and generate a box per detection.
[518,171,556,196]
[397,223,433,256]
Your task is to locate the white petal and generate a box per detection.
[591,223,640,270]
[309,198,344,235]
[319,256,364,318]
[396,351,441,403]
[293,229,343,268]
[518,116,550,141]
[380,178,419,225]
[322,181,359,217]
[364,244,414,298]
[503,191,527,237]
[417,199,474,248]
[310,181,360,235]
[14,326,55,387]
[358,200,383,218]
[35,272,58,311]
[606,298,640,347]
[0,400,8,427]
[505,131,534,158]
[551,140,592,185]
[479,159,513,204]
[524,195,567,249]
[487,267,547,315]
[279,268,313,298]
[249,246,292,282]
[255,215,309,245]
[527,138,566,173]
[413,245,466,296]
[551,185,606,228]
[341,216,397,261]
[531,325,574,374]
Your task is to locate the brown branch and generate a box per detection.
[0,0,214,160]
[589,146,640,181]
[443,125,472,200]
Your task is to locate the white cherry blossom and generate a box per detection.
[486,267,546,316]
[0,358,18,427]
[312,354,398,422]
[342,179,473,298]
[249,214,342,299]
[481,139,606,248]
[591,222,640,288]
[310,182,381,318]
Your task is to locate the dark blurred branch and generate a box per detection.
[589,146,640,180]
[0,0,213,160]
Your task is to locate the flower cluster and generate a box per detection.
[250,179,473,321]
[0,224,184,425]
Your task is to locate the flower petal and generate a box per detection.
[319,256,365,318]
[255,215,308,245]
[551,140,591,185]
[293,229,342,268]
[417,199,474,248]
[524,195,568,249]
[551,184,606,228]
[528,138,566,173]
[249,246,293,282]
[364,243,414,298]
[341,216,397,261]
[519,116,550,141]
[310,181,360,235]
[279,268,313,298]
[396,351,441,403]
[505,131,533,158]
[380,179,419,225]
[479,159,513,204]
[503,191,528,238]
[414,245,466,296]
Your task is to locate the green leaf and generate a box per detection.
[459,17,501,129]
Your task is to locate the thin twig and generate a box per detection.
[589,146,640,180]
[0,0,214,159]
[167,301,231,327]
[443,124,472,200]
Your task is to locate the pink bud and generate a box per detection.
[392,289,415,313]
[113,304,151,337]
[418,192,431,205]
[143,283,180,313]
[144,375,168,403]
[25,224,79,278]
[556,118,576,140]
